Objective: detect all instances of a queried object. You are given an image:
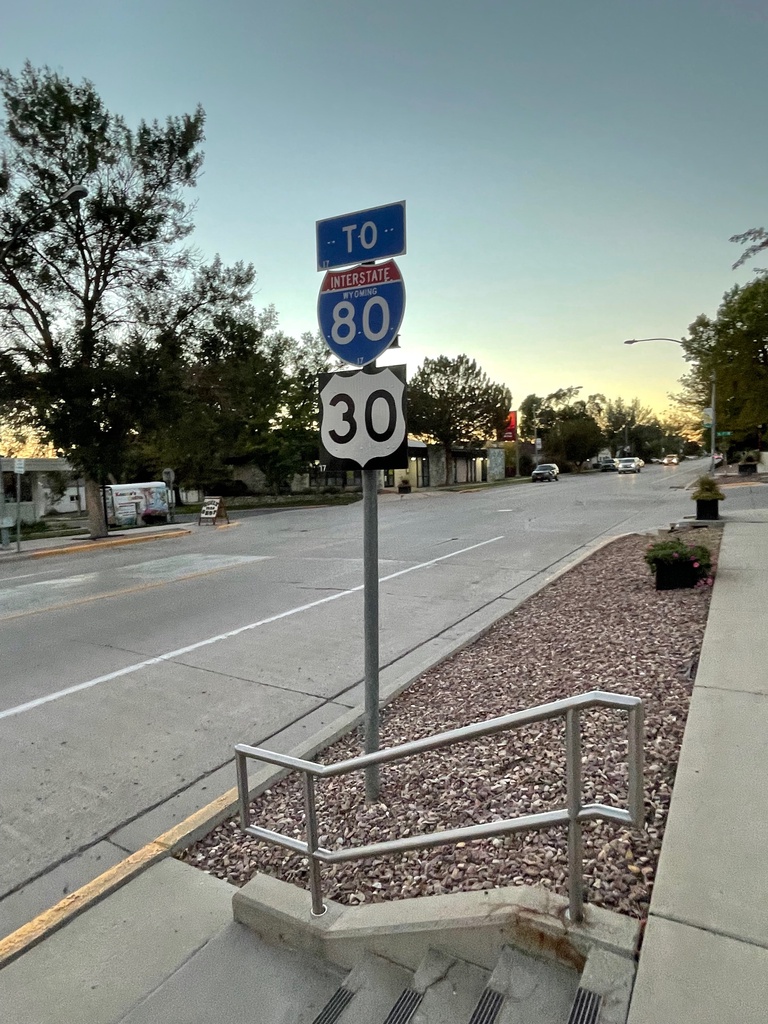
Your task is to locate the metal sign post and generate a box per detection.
[0,459,9,549]
[362,464,380,802]
[14,461,23,554]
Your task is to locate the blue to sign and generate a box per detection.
[316,201,406,271]
[318,259,405,366]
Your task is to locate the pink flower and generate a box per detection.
[692,561,700,568]
[672,552,679,559]
[706,577,714,585]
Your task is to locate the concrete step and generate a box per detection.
[332,952,414,1023]
[410,948,490,1024]
[574,947,636,1024]
[492,945,580,1024]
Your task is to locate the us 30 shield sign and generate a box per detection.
[319,365,408,470]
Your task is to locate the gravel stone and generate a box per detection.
[178,531,719,921]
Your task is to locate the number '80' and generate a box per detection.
[331,296,390,345]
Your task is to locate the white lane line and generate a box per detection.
[0,536,503,722]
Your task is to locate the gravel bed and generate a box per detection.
[179,531,720,921]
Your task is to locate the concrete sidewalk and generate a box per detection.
[627,510,768,1022]
[1,513,766,1022]
[0,522,193,562]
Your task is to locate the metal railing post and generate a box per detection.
[565,707,584,922]
[303,773,326,916]
[236,750,250,829]
[627,703,645,825]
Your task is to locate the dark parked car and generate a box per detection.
[531,463,559,482]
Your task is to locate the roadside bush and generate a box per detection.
[518,453,534,477]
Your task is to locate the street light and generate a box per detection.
[623,336,717,475]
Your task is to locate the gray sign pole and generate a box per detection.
[362,465,381,802]
[15,469,21,553]
[0,461,8,549]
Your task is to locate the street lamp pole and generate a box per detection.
[624,337,718,476]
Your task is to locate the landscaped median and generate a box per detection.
[179,529,721,925]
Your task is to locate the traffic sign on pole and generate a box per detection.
[316,201,405,271]
[318,259,405,366]
[319,365,408,469]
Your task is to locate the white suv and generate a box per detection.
[617,457,641,474]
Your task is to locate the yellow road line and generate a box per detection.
[0,785,242,970]
[29,528,192,558]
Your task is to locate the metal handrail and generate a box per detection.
[235,690,644,922]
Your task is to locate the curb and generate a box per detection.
[28,528,192,558]
[0,529,642,970]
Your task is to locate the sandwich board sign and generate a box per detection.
[198,496,229,525]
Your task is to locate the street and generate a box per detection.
[1,460,764,935]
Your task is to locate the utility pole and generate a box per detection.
[710,372,716,475]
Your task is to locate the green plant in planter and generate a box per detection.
[691,475,725,501]
[644,537,713,587]
[739,450,759,464]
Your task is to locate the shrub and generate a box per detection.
[691,475,725,501]
[518,453,534,477]
[644,537,713,582]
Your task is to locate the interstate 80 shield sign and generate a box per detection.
[319,365,408,470]
[317,259,405,366]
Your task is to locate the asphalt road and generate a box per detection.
[0,460,763,935]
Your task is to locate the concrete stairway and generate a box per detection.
[306,943,634,1024]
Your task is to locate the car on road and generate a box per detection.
[531,463,559,482]
[662,454,679,466]
[617,457,642,474]
[598,456,619,471]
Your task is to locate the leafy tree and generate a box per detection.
[0,62,256,536]
[519,387,600,455]
[408,355,511,484]
[128,321,331,496]
[547,417,604,471]
[678,279,768,452]
[598,397,655,456]
[731,226,768,273]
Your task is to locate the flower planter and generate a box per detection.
[397,484,411,494]
[696,498,720,521]
[655,561,699,591]
[738,463,757,476]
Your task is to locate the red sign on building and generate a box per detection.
[503,410,517,441]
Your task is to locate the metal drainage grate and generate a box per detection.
[383,988,424,1024]
[567,986,603,1024]
[468,987,505,1024]
[312,985,354,1024]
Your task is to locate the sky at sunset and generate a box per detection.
[2,0,767,416]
